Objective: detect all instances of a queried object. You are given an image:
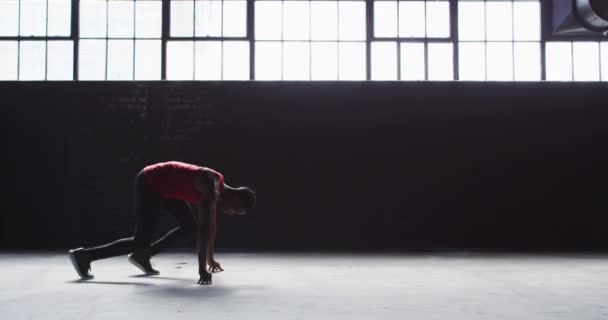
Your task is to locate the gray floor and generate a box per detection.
[1,252,607,320]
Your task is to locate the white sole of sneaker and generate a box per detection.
[128,255,159,275]
[68,250,93,280]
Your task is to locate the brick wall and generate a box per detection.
[1,81,607,250]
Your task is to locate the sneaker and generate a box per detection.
[68,248,94,279]
[128,252,160,275]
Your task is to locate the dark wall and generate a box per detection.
[1,82,607,251]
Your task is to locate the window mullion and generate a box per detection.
[248,0,255,80]
[424,41,429,80]
[397,1,401,80]
[540,0,547,81]
[161,0,170,80]
[104,1,109,80]
[366,0,373,80]
[72,0,79,80]
[133,0,136,80]
[192,0,196,80]
[336,1,340,80]
[17,0,21,79]
[450,0,459,80]
[45,0,49,80]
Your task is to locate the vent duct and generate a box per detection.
[552,0,608,36]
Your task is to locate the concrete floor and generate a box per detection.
[1,252,607,320]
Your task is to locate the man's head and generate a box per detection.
[221,186,256,216]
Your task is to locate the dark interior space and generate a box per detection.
[4,0,608,318]
[1,81,607,251]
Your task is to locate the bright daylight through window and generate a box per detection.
[0,0,605,81]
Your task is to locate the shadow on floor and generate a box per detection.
[67,278,265,299]
[67,279,154,286]
[146,283,265,299]
[129,274,191,281]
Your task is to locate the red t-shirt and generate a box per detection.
[143,161,224,204]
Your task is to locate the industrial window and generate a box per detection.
[372,0,453,81]
[79,0,162,80]
[546,42,607,82]
[167,0,249,80]
[458,0,542,81]
[0,0,606,81]
[255,0,367,80]
[0,0,73,80]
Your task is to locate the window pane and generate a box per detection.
[135,40,161,80]
[79,40,106,80]
[20,0,47,36]
[514,42,540,81]
[0,42,18,80]
[486,42,513,81]
[486,2,512,41]
[546,42,572,81]
[459,2,485,41]
[426,1,450,38]
[459,42,485,81]
[223,1,247,37]
[399,1,425,38]
[339,2,366,41]
[108,0,135,38]
[573,42,600,81]
[223,41,250,80]
[196,0,222,37]
[107,40,134,80]
[47,0,71,36]
[513,2,540,41]
[602,42,608,81]
[339,42,366,80]
[284,1,310,40]
[136,1,162,38]
[427,43,453,81]
[255,2,282,40]
[171,0,194,37]
[47,41,73,80]
[401,43,425,81]
[255,42,282,80]
[374,1,397,37]
[283,42,310,80]
[311,2,338,41]
[195,41,222,80]
[371,42,397,80]
[311,42,338,80]
[167,41,194,80]
[0,0,19,36]
[19,41,46,80]
[80,0,107,38]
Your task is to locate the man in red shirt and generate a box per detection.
[68,161,256,285]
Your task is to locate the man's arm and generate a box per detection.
[196,198,214,285]
[206,206,224,273]
[194,170,220,285]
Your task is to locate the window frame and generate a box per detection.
[253,0,368,81]
[456,0,543,81]
[0,0,605,81]
[0,0,75,80]
[370,0,457,80]
[165,0,251,80]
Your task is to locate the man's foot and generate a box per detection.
[68,248,94,279]
[128,252,160,275]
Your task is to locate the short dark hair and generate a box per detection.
[237,187,256,210]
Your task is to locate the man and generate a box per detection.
[68,161,256,285]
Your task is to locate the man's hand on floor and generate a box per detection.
[208,260,224,273]
[198,270,212,285]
